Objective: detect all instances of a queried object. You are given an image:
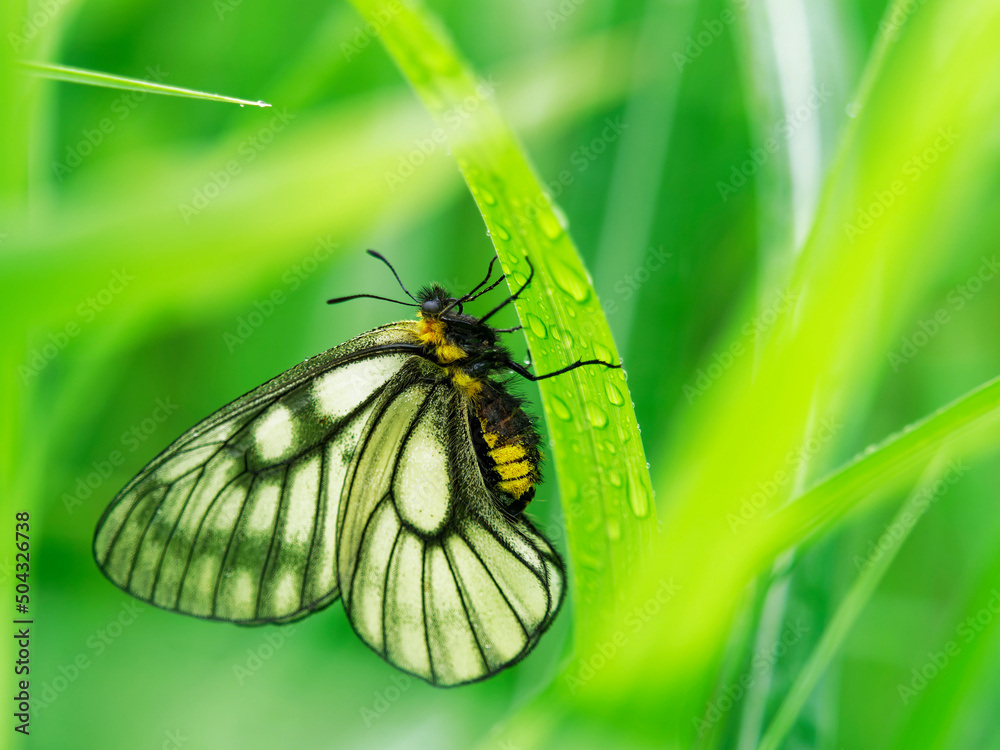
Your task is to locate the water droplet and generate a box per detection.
[478,186,497,206]
[562,330,575,349]
[526,313,547,339]
[603,440,617,455]
[594,342,612,363]
[605,381,625,406]
[562,475,580,502]
[607,516,621,540]
[511,272,527,287]
[608,470,623,488]
[585,402,608,429]
[494,224,511,241]
[539,210,564,241]
[552,203,570,229]
[549,394,572,421]
[545,255,591,303]
[628,479,651,518]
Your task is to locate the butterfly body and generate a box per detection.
[409,283,542,519]
[94,273,574,686]
[470,381,540,517]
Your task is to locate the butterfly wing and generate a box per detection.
[336,359,565,686]
[93,323,422,624]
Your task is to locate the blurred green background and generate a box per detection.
[5,0,1000,747]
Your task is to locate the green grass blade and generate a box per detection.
[20,61,272,107]
[766,374,1000,550]
[346,0,657,643]
[579,0,1000,736]
[757,455,952,750]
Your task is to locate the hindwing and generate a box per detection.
[93,323,420,624]
[336,358,565,686]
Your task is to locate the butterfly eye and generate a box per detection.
[421,299,442,314]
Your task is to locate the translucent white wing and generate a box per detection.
[336,368,565,686]
[93,324,420,624]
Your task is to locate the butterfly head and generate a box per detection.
[415,284,501,366]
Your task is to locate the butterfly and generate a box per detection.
[93,251,620,686]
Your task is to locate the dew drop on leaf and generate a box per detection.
[605,381,625,406]
[539,210,564,241]
[585,402,608,429]
[545,254,591,303]
[526,313,547,338]
[628,478,651,518]
[549,394,572,421]
[607,516,621,540]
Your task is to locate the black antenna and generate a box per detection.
[463,256,499,300]
[466,270,507,303]
[441,256,504,315]
[367,249,418,302]
[327,293,414,306]
[479,257,534,325]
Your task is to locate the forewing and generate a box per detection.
[337,374,565,686]
[93,323,420,624]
